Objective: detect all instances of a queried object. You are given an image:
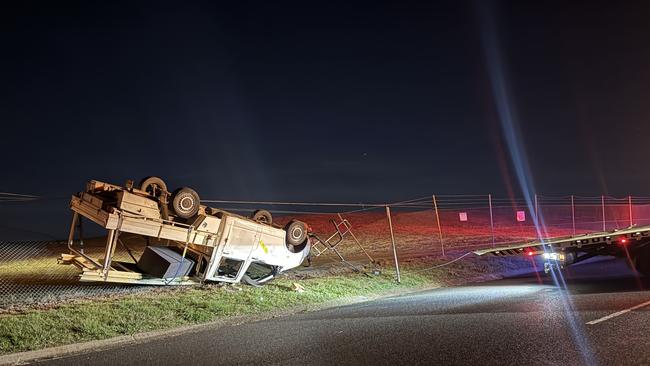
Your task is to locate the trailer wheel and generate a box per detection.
[634,247,650,276]
[139,176,168,196]
[286,220,308,247]
[251,209,273,225]
[171,187,200,219]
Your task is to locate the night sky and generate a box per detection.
[2,1,650,237]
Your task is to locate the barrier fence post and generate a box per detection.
[571,195,576,235]
[385,206,401,283]
[488,194,495,247]
[432,195,445,257]
[534,194,539,219]
[629,195,633,227]
[601,195,606,231]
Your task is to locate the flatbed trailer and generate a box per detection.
[474,225,650,275]
[60,178,311,286]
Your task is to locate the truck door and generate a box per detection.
[208,217,261,283]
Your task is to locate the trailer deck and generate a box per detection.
[474,224,650,274]
[474,225,650,257]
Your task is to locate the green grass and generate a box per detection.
[0,270,431,355]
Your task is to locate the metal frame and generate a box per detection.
[308,215,375,273]
[66,212,101,269]
[63,208,200,286]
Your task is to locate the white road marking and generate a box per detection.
[587,299,650,325]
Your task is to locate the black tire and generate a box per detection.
[251,209,273,225]
[285,220,308,246]
[139,176,168,196]
[139,176,170,220]
[171,187,200,219]
[634,247,650,276]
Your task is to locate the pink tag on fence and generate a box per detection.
[459,212,468,222]
[517,211,526,222]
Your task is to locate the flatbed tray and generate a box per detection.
[70,194,218,247]
[474,225,650,256]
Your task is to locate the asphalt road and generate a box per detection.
[35,257,650,366]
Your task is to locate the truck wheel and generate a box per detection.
[171,187,200,219]
[251,209,273,225]
[140,176,170,220]
[286,220,308,247]
[139,176,168,196]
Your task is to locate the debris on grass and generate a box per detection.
[292,283,305,293]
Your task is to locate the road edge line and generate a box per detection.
[586,299,650,325]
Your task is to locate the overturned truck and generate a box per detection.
[60,177,311,286]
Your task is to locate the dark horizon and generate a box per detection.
[3,1,650,238]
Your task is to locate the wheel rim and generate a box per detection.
[291,226,304,241]
[179,196,194,212]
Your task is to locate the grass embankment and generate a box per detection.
[0,270,430,355]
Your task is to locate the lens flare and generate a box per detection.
[477,2,596,365]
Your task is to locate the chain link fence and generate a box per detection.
[0,239,153,308]
[2,194,650,308]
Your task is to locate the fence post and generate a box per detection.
[432,195,445,257]
[488,194,495,247]
[601,195,606,231]
[571,195,576,235]
[629,195,633,227]
[385,206,401,283]
[534,194,539,220]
